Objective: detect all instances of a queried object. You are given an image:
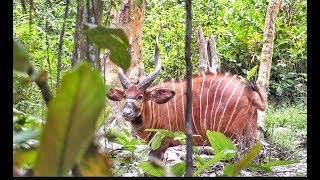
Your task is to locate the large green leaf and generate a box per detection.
[139,161,165,177]
[83,23,130,70]
[151,133,163,150]
[206,130,236,160]
[170,162,186,177]
[246,65,258,80]
[13,149,38,169]
[224,143,262,176]
[33,62,106,176]
[13,39,30,73]
[261,160,299,168]
[193,149,235,177]
[146,129,175,150]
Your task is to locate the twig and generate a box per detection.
[56,0,70,89]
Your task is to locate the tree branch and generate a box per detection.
[27,67,52,106]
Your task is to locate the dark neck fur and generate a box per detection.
[131,115,142,124]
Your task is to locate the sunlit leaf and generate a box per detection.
[248,164,272,173]
[246,65,258,80]
[14,149,38,169]
[145,129,175,137]
[170,162,186,177]
[83,23,130,70]
[206,130,236,160]
[228,143,262,176]
[13,39,31,73]
[173,131,186,141]
[151,133,163,150]
[139,161,165,177]
[193,149,231,177]
[79,145,113,176]
[261,160,299,168]
[33,62,106,176]
[222,164,235,176]
[194,155,206,167]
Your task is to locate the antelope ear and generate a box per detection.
[146,88,175,104]
[107,87,124,101]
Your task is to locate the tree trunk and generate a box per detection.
[72,0,104,68]
[196,26,220,73]
[100,0,145,130]
[184,0,193,176]
[256,0,281,139]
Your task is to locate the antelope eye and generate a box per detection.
[137,95,143,100]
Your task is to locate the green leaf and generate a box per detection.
[139,161,165,177]
[193,149,233,176]
[222,164,235,177]
[33,62,106,176]
[83,23,130,70]
[194,155,206,167]
[14,149,38,169]
[105,127,121,142]
[173,131,186,141]
[261,160,299,168]
[246,65,258,80]
[248,163,272,173]
[229,143,263,176]
[13,39,30,73]
[206,130,236,160]
[151,133,163,150]
[96,106,110,129]
[170,162,186,177]
[145,129,175,137]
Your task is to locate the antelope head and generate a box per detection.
[107,44,175,121]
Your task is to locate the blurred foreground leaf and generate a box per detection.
[34,62,106,176]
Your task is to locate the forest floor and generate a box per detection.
[161,129,307,177]
[101,129,307,177]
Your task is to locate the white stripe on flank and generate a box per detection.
[210,73,228,130]
[215,75,237,132]
[224,83,246,134]
[204,73,217,130]
[199,73,206,134]
[144,102,156,141]
[162,82,171,132]
[191,77,200,135]
[172,79,179,132]
[218,81,241,132]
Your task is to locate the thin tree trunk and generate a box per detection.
[71,0,104,175]
[256,0,281,138]
[184,0,193,177]
[72,0,103,67]
[57,0,70,88]
[100,0,145,131]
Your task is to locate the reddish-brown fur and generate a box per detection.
[107,72,266,159]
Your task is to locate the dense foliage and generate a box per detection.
[142,0,306,103]
[13,0,307,177]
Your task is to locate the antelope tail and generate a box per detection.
[247,81,267,111]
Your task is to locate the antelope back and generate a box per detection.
[141,72,265,145]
